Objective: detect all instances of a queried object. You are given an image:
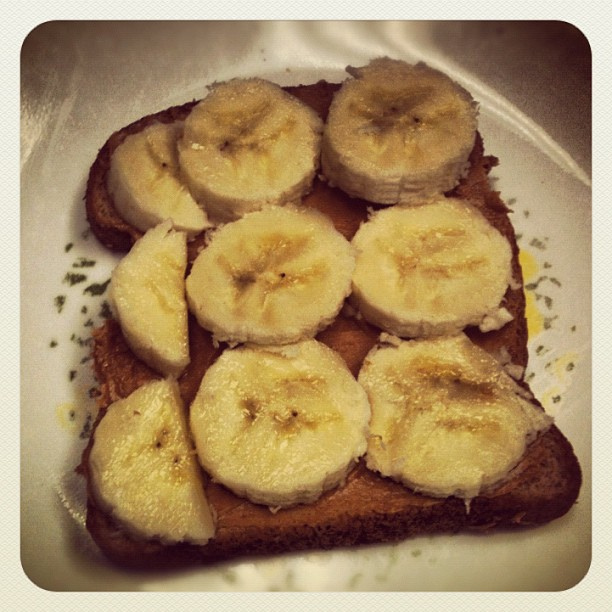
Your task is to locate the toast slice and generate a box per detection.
[79,81,582,569]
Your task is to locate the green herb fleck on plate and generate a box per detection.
[63,272,87,286]
[529,237,547,250]
[54,295,66,313]
[72,257,96,268]
[79,413,93,439]
[99,300,112,318]
[84,279,110,296]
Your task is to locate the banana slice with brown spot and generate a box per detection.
[189,339,371,508]
[321,58,478,204]
[358,334,552,500]
[350,197,514,338]
[107,121,211,237]
[178,78,323,223]
[186,206,356,345]
[89,378,216,544]
[109,220,190,377]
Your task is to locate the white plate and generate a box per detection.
[20,21,591,592]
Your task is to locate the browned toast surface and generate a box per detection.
[80,81,582,569]
[82,421,580,569]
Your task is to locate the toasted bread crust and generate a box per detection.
[81,422,580,569]
[85,100,199,251]
[80,81,581,569]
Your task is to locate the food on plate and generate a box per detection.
[359,334,552,500]
[177,77,324,222]
[88,378,216,545]
[185,206,355,345]
[350,197,514,338]
[108,220,190,377]
[107,121,211,237]
[321,58,478,204]
[189,340,371,508]
[77,58,581,569]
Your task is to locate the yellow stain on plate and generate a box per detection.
[55,401,81,434]
[518,249,544,338]
[55,390,94,436]
[539,352,579,413]
[518,245,580,413]
[551,351,579,382]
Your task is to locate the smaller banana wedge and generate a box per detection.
[321,57,478,204]
[189,340,371,508]
[358,334,552,500]
[109,220,190,377]
[88,378,216,544]
[107,121,211,237]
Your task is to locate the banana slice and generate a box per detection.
[189,340,371,508]
[321,58,478,204]
[358,334,552,500]
[178,78,324,223]
[107,121,211,237]
[109,220,190,377]
[350,197,514,338]
[186,206,355,345]
[89,378,216,544]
